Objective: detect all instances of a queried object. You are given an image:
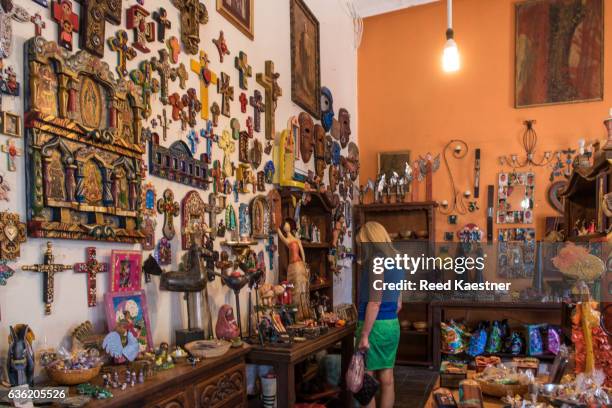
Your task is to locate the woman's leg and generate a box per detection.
[378,368,395,408]
[362,370,376,408]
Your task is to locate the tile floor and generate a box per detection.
[392,366,438,408]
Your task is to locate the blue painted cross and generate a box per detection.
[187,129,199,154]
[200,120,215,162]
[265,236,276,270]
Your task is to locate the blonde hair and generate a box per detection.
[356,222,397,260]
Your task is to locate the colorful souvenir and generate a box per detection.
[30,13,45,36]
[342,141,360,181]
[0,66,19,101]
[485,320,504,354]
[225,204,237,231]
[467,323,488,357]
[157,189,180,240]
[217,72,234,118]
[200,121,215,162]
[0,260,14,285]
[168,92,187,130]
[219,129,236,177]
[257,171,265,191]
[153,7,171,42]
[239,203,251,238]
[526,324,544,356]
[246,116,254,138]
[251,195,271,239]
[172,0,208,55]
[235,51,252,90]
[79,0,122,57]
[7,324,35,387]
[265,236,276,269]
[142,218,156,251]
[546,326,561,355]
[216,304,240,340]
[277,219,309,320]
[22,242,72,315]
[190,51,217,120]
[157,238,171,265]
[187,130,198,154]
[151,48,178,104]
[0,211,26,261]
[249,90,264,133]
[331,108,351,148]
[110,250,142,292]
[103,331,140,363]
[148,135,210,189]
[440,320,468,354]
[104,290,153,352]
[298,112,314,163]
[159,109,170,141]
[25,38,145,243]
[256,61,282,140]
[320,86,334,132]
[279,125,304,189]
[0,0,29,58]
[127,5,155,53]
[504,331,524,355]
[1,139,20,171]
[108,30,137,78]
[210,102,221,126]
[74,247,109,307]
[131,61,160,119]
[231,118,241,141]
[212,30,230,62]
[181,190,209,249]
[182,88,201,128]
[264,161,275,183]
[166,36,180,63]
[250,138,263,169]
[267,189,281,231]
[205,193,225,236]
[51,0,78,51]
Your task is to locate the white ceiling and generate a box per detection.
[353,0,440,18]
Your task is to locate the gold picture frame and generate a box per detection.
[217,0,254,40]
[1,112,21,137]
[377,150,411,180]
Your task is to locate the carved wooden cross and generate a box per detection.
[151,48,178,104]
[239,92,248,113]
[235,51,252,90]
[217,72,234,118]
[168,92,187,130]
[166,36,181,63]
[79,0,122,57]
[190,51,217,120]
[256,61,282,140]
[249,90,264,133]
[200,121,215,163]
[219,129,235,178]
[157,189,180,240]
[52,0,79,51]
[1,139,21,172]
[159,109,170,141]
[187,129,198,154]
[74,247,109,307]
[130,61,159,118]
[127,4,155,53]
[211,160,223,193]
[205,193,224,236]
[153,7,171,42]
[246,116,254,138]
[22,242,72,315]
[108,30,137,78]
[212,31,230,62]
[182,88,201,128]
[230,118,241,140]
[172,0,208,55]
[31,13,45,36]
[210,103,221,127]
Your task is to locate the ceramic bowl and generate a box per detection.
[413,321,428,331]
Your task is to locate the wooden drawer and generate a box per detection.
[146,387,194,408]
[193,363,246,408]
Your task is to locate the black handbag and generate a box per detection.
[353,372,379,406]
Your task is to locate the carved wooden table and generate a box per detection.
[246,323,356,408]
[82,344,250,408]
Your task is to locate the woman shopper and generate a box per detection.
[355,221,402,408]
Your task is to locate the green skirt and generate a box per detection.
[355,319,400,371]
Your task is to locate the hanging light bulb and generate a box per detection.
[442,0,460,72]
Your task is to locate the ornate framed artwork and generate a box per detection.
[104,290,153,352]
[290,0,320,118]
[250,195,270,239]
[216,0,254,40]
[24,37,145,243]
[181,190,209,249]
[515,0,603,108]
[110,250,143,292]
[1,112,21,137]
[149,134,209,189]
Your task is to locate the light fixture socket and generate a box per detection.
[446,28,454,40]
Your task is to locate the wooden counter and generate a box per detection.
[424,371,505,408]
[247,323,356,408]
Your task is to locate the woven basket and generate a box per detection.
[46,365,101,385]
[474,378,528,398]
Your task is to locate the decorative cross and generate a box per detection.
[219,129,236,178]
[265,236,276,270]
[187,129,199,154]
[211,160,222,193]
[212,31,230,63]
[151,48,178,104]
[1,139,21,172]
[168,92,187,130]
[22,242,72,315]
[80,0,123,57]
[172,0,208,55]
[230,118,241,140]
[210,103,221,127]
[159,109,170,141]
[249,90,264,133]
[205,193,224,236]
[182,88,201,128]
[157,189,180,240]
[200,121,215,162]
[166,36,181,63]
[217,72,234,118]
[30,13,45,36]
[74,247,109,307]
[190,51,218,120]
[153,7,171,42]
[0,0,29,59]
[246,116,254,138]
[235,51,252,90]
[175,63,188,89]
[108,30,137,78]
[127,4,155,53]
[130,61,159,119]
[52,0,79,51]
[239,93,248,113]
[256,61,282,140]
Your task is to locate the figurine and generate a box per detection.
[374,173,386,203]
[215,304,240,340]
[277,218,309,321]
[7,324,35,387]
[102,330,140,363]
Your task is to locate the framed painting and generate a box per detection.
[290,0,321,118]
[110,250,143,292]
[1,112,22,137]
[515,0,603,108]
[217,0,254,40]
[104,290,153,352]
[378,150,411,181]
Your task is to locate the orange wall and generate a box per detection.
[358,0,612,241]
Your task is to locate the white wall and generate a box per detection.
[0,0,357,372]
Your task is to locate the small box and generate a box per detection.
[475,355,501,373]
[440,361,467,388]
[512,357,539,377]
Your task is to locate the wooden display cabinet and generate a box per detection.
[353,201,437,367]
[278,189,335,306]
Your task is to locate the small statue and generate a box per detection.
[8,324,35,387]
[374,173,386,203]
[102,330,140,363]
[215,304,240,340]
[277,218,309,321]
[386,172,398,203]
[160,233,216,292]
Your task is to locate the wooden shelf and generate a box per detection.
[302,242,331,249]
[310,282,332,291]
[401,329,429,336]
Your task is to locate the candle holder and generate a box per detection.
[499,120,554,168]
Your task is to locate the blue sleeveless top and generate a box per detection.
[357,262,403,321]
